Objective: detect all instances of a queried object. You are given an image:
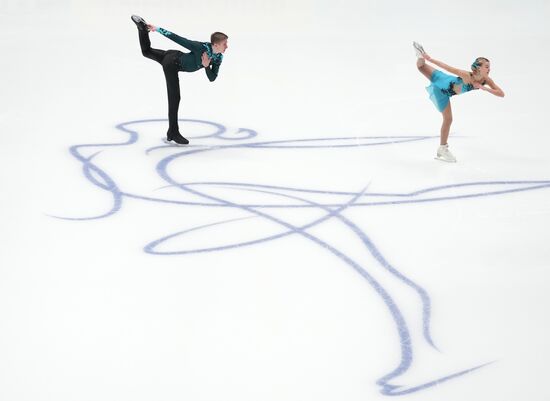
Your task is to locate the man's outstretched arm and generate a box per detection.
[148,25,204,53]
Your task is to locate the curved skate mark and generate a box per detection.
[145,169,495,393]
[218,127,258,141]
[149,180,550,208]
[146,180,438,350]
[231,187,498,394]
[378,361,495,396]
[50,121,138,220]
[63,118,550,396]
[144,181,371,256]
[151,171,418,386]
[236,185,438,349]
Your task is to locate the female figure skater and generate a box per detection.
[131,15,228,145]
[413,42,504,162]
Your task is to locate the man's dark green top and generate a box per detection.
[156,27,223,81]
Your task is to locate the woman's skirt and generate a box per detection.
[426,69,455,112]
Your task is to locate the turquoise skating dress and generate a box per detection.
[426,70,476,112]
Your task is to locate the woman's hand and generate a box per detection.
[201,52,211,67]
[473,82,483,89]
[423,53,433,61]
[147,24,156,32]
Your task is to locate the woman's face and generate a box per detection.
[478,61,491,77]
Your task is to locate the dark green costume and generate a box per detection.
[138,27,224,137]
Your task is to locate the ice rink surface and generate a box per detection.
[1,1,549,400]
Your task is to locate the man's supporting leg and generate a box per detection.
[163,60,189,144]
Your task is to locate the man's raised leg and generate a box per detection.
[131,15,165,63]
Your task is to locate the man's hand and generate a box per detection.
[201,52,211,67]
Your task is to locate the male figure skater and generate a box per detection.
[131,15,228,144]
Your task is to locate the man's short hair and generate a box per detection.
[211,32,228,44]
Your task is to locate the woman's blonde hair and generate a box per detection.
[471,57,490,71]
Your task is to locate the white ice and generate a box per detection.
[1,1,549,400]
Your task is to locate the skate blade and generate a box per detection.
[413,41,425,54]
[435,156,457,163]
[162,138,188,146]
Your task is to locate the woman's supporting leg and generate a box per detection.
[435,102,457,162]
[440,103,453,146]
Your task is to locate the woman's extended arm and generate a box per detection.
[424,54,470,80]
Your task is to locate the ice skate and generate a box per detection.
[165,131,189,145]
[131,15,148,31]
[435,144,457,163]
[413,41,426,58]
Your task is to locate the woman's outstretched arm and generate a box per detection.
[424,54,470,80]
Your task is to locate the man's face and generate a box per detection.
[213,39,228,54]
